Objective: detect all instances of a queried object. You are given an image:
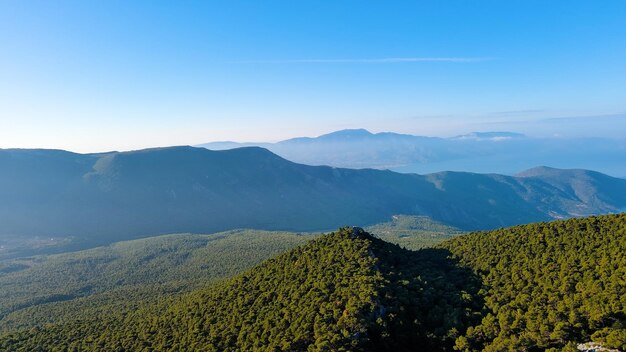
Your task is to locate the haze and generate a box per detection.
[1,1,625,153]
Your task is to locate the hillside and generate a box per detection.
[516,166,626,215]
[1,147,626,250]
[441,213,626,351]
[0,230,312,332]
[0,215,460,332]
[0,227,482,351]
[2,214,625,351]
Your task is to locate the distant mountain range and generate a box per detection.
[197,129,626,176]
[1,146,625,246]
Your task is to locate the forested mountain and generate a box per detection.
[0,227,483,351]
[198,129,626,176]
[1,214,625,351]
[1,147,625,249]
[441,213,626,351]
[0,215,459,332]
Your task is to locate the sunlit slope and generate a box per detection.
[442,213,626,351]
[0,230,311,332]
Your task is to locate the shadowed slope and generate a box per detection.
[1,147,625,248]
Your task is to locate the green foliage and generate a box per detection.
[0,228,481,351]
[0,230,312,332]
[1,214,625,351]
[0,217,465,333]
[442,213,626,351]
[592,327,626,350]
[366,215,463,250]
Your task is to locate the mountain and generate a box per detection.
[0,227,483,351]
[0,216,464,331]
[198,129,626,176]
[2,214,625,351]
[515,166,626,215]
[284,128,375,142]
[200,129,446,170]
[1,147,626,249]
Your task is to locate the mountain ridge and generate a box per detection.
[197,129,626,175]
[1,146,625,248]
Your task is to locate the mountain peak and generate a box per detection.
[515,166,559,177]
[317,128,374,139]
[347,226,370,239]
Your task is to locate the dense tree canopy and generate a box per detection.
[442,213,626,351]
[0,216,459,332]
[1,214,625,351]
[0,230,312,333]
[0,228,481,351]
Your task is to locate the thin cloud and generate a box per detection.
[234,57,496,64]
[474,112,626,126]
[490,109,546,116]
[539,112,626,123]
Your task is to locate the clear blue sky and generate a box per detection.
[1,1,625,152]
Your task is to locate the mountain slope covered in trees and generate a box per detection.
[1,147,625,250]
[442,213,626,351]
[0,215,461,332]
[2,214,625,351]
[0,228,482,351]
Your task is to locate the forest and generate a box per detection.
[0,214,624,351]
[442,213,626,351]
[0,230,312,332]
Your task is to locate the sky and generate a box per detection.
[1,0,625,152]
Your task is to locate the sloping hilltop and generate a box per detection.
[0,228,482,351]
[1,214,625,351]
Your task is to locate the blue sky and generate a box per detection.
[1,1,625,152]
